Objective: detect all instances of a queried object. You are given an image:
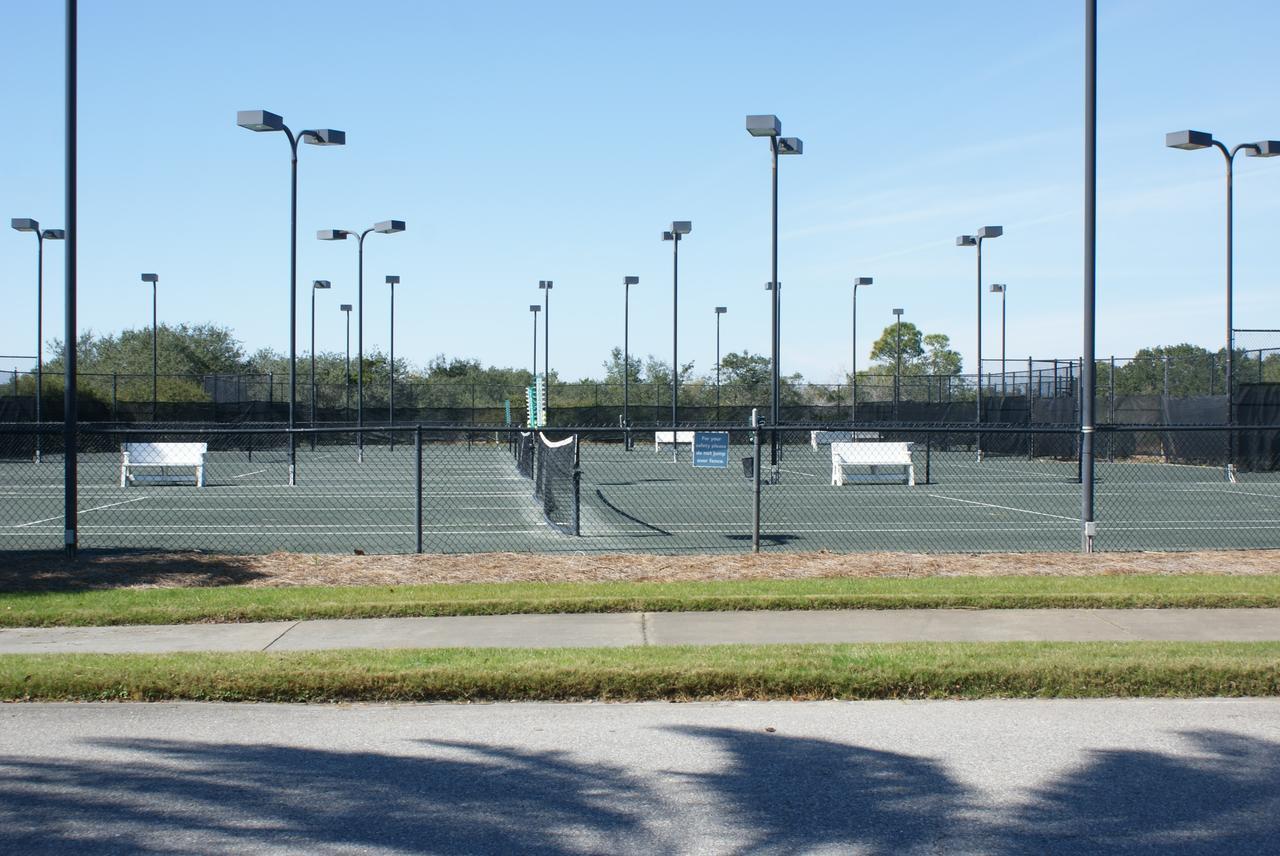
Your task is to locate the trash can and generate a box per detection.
[741,456,754,479]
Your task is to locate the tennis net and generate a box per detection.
[512,431,580,535]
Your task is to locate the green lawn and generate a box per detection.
[3,575,1280,627]
[3,641,1277,702]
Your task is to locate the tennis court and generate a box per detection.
[3,429,1280,554]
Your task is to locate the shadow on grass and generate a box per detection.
[0,727,1276,853]
[0,550,268,593]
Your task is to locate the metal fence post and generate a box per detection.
[414,424,423,554]
[572,434,581,537]
[751,409,761,553]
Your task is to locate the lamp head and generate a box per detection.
[745,114,781,137]
[42,229,65,240]
[539,280,553,289]
[304,128,346,146]
[373,219,405,234]
[1166,130,1213,150]
[140,273,159,283]
[623,276,639,286]
[662,231,673,241]
[715,306,727,314]
[977,226,1003,239]
[313,280,331,289]
[1247,141,1280,158]
[777,137,803,155]
[990,283,1005,293]
[956,235,977,247]
[317,229,350,241]
[529,304,541,313]
[385,275,400,285]
[765,281,780,291]
[340,303,352,312]
[10,218,38,233]
[854,277,873,287]
[671,220,692,235]
[892,308,904,316]
[236,110,285,132]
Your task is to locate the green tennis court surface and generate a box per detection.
[3,439,1279,554]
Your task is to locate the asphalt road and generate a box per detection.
[2,699,1278,854]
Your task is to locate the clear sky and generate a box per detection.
[3,0,1279,384]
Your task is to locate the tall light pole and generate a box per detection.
[529,304,541,380]
[892,308,904,421]
[715,306,727,418]
[10,219,64,463]
[140,273,160,421]
[623,276,639,448]
[386,275,399,427]
[851,276,872,423]
[746,114,803,468]
[237,110,345,485]
[309,280,330,441]
[318,220,406,462]
[662,221,692,456]
[340,303,352,421]
[990,283,1007,396]
[1166,130,1280,481]
[538,280,552,415]
[957,225,1002,461]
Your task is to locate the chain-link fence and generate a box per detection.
[4,421,1280,555]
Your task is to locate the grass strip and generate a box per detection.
[3,575,1280,628]
[2,642,1277,702]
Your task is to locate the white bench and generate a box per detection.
[811,430,881,448]
[120,442,207,487]
[654,431,696,453]
[831,442,915,486]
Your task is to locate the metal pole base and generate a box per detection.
[288,464,296,487]
[1082,521,1096,553]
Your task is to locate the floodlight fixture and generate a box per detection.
[317,229,350,241]
[340,303,352,311]
[672,221,692,235]
[715,306,727,314]
[956,235,977,246]
[990,283,1005,293]
[140,273,159,283]
[10,218,38,232]
[1166,130,1213,151]
[313,279,331,289]
[854,277,872,287]
[236,110,285,132]
[373,219,405,234]
[624,276,639,285]
[539,280,553,289]
[1247,141,1280,158]
[42,229,64,240]
[892,308,904,316]
[529,304,540,312]
[777,137,803,155]
[385,275,399,284]
[977,226,1003,239]
[304,129,346,146]
[745,114,781,137]
[662,231,673,241]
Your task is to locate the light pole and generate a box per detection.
[1166,130,1280,481]
[990,283,1007,396]
[538,280,552,415]
[956,225,1002,461]
[529,304,541,380]
[10,219,65,463]
[386,275,399,427]
[140,273,160,421]
[623,276,639,448]
[318,220,406,462]
[237,110,345,485]
[714,306,727,419]
[310,280,330,442]
[746,114,803,468]
[340,303,352,421]
[892,308,904,421]
[851,276,873,423]
[662,221,692,458]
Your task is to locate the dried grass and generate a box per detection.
[2,548,1278,592]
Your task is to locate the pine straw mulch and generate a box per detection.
[2,549,1279,592]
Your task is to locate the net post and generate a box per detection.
[751,409,761,553]
[414,424,423,554]
[572,434,581,536]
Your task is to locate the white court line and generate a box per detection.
[925,492,1078,522]
[232,469,267,479]
[14,495,149,528]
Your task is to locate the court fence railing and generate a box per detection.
[2,421,1280,556]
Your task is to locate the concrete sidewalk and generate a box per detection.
[1,608,1279,655]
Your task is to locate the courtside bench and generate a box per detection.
[655,431,696,453]
[830,441,915,486]
[120,442,208,487]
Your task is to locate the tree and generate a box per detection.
[869,322,925,369]
[922,333,962,377]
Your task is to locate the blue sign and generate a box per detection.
[692,431,730,469]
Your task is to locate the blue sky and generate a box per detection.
[3,0,1279,383]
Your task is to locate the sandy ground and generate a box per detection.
[2,549,1278,592]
